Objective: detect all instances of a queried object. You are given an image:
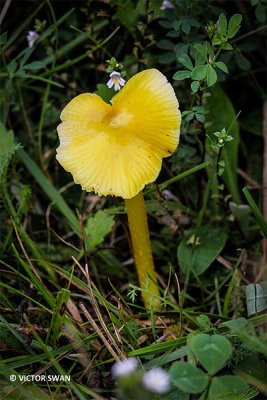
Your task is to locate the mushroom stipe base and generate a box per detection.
[125,191,161,310]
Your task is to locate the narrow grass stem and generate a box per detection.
[125,191,160,311]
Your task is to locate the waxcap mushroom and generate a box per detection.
[56,69,181,199]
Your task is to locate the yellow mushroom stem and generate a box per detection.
[125,191,160,310]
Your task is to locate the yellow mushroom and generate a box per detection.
[56,69,181,310]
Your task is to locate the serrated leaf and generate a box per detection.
[215,61,229,73]
[191,65,208,81]
[173,70,191,80]
[206,65,217,87]
[190,334,233,374]
[0,122,20,181]
[178,54,193,70]
[169,362,208,394]
[228,14,242,38]
[85,210,115,250]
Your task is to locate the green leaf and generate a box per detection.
[206,65,217,87]
[222,317,248,331]
[178,54,193,70]
[95,83,114,104]
[169,362,209,394]
[235,354,267,395]
[204,86,240,203]
[229,202,251,236]
[255,3,266,22]
[0,122,20,181]
[191,65,208,80]
[246,282,267,316]
[85,210,115,250]
[218,13,227,35]
[177,226,227,276]
[215,61,229,73]
[0,123,14,159]
[194,44,207,66]
[195,52,207,66]
[194,43,207,58]
[173,70,192,80]
[181,21,191,34]
[157,39,174,50]
[227,14,242,38]
[221,42,233,50]
[116,0,145,34]
[190,334,233,374]
[158,52,176,64]
[209,376,249,399]
[191,81,200,93]
[0,31,7,45]
[23,61,46,70]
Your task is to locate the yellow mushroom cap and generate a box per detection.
[56,69,181,199]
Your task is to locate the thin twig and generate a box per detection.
[79,302,121,362]
[73,257,126,359]
[12,222,44,285]
[0,0,12,25]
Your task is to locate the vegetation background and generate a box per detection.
[0,0,267,399]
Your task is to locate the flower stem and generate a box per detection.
[125,191,160,310]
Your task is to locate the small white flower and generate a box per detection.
[160,0,175,10]
[107,71,126,91]
[27,31,39,48]
[112,357,138,377]
[142,367,170,394]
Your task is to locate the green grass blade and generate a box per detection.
[3,3,44,51]
[18,148,80,235]
[46,289,71,347]
[128,336,186,356]
[242,186,267,238]
[0,315,35,354]
[12,244,55,308]
[145,161,209,195]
